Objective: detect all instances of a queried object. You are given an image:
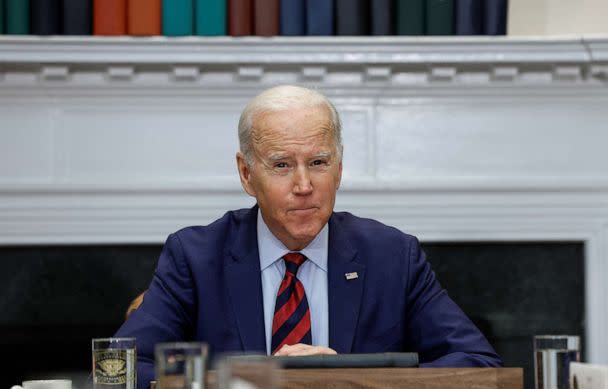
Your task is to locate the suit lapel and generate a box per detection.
[225,206,266,353]
[328,215,366,353]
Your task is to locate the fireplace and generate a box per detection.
[0,242,584,389]
[1,35,608,388]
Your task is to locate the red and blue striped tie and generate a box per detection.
[271,252,312,353]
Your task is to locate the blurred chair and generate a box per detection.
[125,291,146,320]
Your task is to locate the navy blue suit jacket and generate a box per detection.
[116,206,502,388]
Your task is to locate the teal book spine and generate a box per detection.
[0,0,4,33]
[396,0,424,35]
[6,0,30,34]
[195,0,226,35]
[163,0,194,36]
[426,0,454,35]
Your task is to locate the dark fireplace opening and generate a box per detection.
[0,242,584,389]
[423,242,585,389]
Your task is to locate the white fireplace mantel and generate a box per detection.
[1,36,608,363]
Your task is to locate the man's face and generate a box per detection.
[237,105,342,251]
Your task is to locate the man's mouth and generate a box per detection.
[289,207,317,215]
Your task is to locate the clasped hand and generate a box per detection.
[273,343,337,356]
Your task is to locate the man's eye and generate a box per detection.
[275,162,288,169]
[311,160,327,166]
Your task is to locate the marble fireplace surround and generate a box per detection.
[1,36,607,362]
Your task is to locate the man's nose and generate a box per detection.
[293,166,313,195]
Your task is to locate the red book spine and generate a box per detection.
[94,0,127,35]
[228,0,252,36]
[254,0,278,36]
[128,0,161,35]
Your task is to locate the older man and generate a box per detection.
[116,85,502,389]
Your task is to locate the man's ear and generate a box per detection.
[336,161,343,190]
[236,152,256,197]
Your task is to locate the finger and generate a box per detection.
[273,344,297,356]
[295,346,337,356]
[275,343,312,355]
[276,344,338,356]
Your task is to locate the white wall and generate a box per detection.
[509,0,608,35]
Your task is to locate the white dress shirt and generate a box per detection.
[257,209,329,355]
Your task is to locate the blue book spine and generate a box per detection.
[483,0,507,35]
[336,0,368,35]
[280,0,305,35]
[371,0,394,35]
[195,0,226,35]
[62,0,92,35]
[31,0,60,35]
[163,0,194,36]
[306,0,333,35]
[455,0,482,35]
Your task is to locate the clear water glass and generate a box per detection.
[155,342,208,389]
[92,337,136,389]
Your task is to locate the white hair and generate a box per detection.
[238,85,343,166]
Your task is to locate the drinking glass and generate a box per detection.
[92,338,137,389]
[215,354,280,389]
[534,335,580,389]
[12,380,72,389]
[155,342,208,389]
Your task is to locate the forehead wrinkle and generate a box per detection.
[249,108,337,159]
[253,126,332,147]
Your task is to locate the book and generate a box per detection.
[455,0,481,35]
[228,0,252,36]
[0,0,4,33]
[396,0,423,35]
[62,0,92,35]
[128,0,161,35]
[254,0,279,36]
[426,0,453,35]
[280,0,305,35]
[162,0,193,36]
[336,0,368,35]
[31,0,60,35]
[371,0,395,35]
[306,0,333,35]
[483,0,507,35]
[93,0,126,35]
[6,0,30,34]
[195,0,226,35]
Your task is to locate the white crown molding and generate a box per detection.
[1,36,607,88]
[0,36,593,64]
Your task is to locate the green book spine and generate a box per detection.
[426,0,454,35]
[0,0,4,33]
[162,0,193,36]
[396,0,424,35]
[6,0,30,34]
[195,0,226,35]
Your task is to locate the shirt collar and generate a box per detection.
[257,208,328,272]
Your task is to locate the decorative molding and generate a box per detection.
[302,66,327,81]
[107,66,135,80]
[40,65,69,80]
[172,66,200,81]
[1,36,607,88]
[0,36,591,64]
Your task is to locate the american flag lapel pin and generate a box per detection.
[345,272,358,280]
